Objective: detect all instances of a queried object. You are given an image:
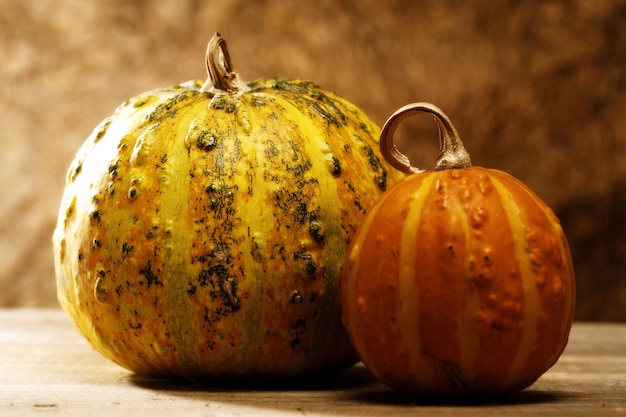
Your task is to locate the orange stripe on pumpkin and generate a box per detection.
[455,168,525,393]
[412,171,468,392]
[341,183,391,370]
[457,172,481,389]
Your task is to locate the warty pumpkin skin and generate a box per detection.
[52,34,403,380]
[340,103,575,398]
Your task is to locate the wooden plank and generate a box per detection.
[0,309,625,416]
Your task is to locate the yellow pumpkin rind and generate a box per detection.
[53,78,404,379]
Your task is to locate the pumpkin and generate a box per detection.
[340,102,575,398]
[52,33,403,380]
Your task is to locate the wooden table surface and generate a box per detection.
[1,309,624,416]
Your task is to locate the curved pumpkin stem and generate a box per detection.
[201,32,250,94]
[380,102,472,173]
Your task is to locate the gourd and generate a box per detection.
[341,102,575,398]
[52,33,403,380]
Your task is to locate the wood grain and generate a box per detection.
[0,309,624,416]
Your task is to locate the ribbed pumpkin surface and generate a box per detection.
[53,36,402,380]
[340,103,575,398]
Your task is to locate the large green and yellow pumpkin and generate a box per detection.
[53,33,403,379]
[341,103,575,398]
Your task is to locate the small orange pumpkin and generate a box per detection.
[340,102,575,398]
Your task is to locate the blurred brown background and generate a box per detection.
[1,0,624,320]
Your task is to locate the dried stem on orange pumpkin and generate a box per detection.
[201,32,250,94]
[379,102,472,173]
